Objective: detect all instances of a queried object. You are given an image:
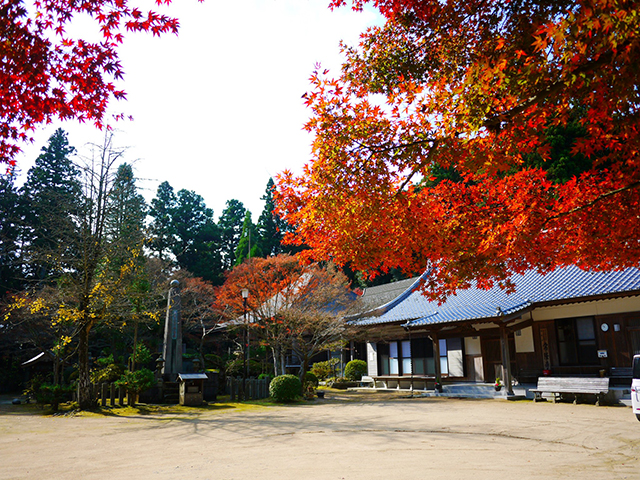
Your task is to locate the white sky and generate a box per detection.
[14,0,383,218]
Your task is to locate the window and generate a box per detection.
[401,341,412,375]
[411,338,433,375]
[556,317,598,365]
[378,340,421,376]
[377,338,453,376]
[378,343,390,375]
[389,342,399,374]
[439,338,449,375]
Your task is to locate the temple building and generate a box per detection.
[350,266,640,395]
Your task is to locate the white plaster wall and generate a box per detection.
[366,342,378,376]
[532,296,640,321]
[447,338,464,377]
[514,326,535,353]
[464,336,482,355]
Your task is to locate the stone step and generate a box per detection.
[442,384,506,398]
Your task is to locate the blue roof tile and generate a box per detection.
[353,266,640,327]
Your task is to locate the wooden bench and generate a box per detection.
[531,377,609,406]
[360,376,375,387]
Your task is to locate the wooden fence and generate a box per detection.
[226,377,270,401]
[74,382,134,407]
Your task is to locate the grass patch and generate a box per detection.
[2,392,329,418]
[8,396,288,418]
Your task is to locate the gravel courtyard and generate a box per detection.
[1,391,638,480]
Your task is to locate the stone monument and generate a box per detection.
[162,279,183,379]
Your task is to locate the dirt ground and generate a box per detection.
[1,390,638,480]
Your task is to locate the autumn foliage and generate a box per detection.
[215,254,356,375]
[276,0,640,298]
[0,0,182,166]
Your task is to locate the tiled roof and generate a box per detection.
[359,276,421,310]
[352,266,640,327]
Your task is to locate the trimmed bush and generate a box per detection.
[304,371,319,388]
[269,374,302,402]
[344,360,367,381]
[311,358,339,380]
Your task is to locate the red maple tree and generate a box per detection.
[215,254,356,376]
[276,0,640,298]
[0,0,182,166]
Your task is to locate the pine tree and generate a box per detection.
[0,167,24,296]
[218,199,246,270]
[106,163,147,257]
[20,128,82,282]
[148,181,177,260]
[172,189,222,283]
[234,211,262,266]
[256,178,285,257]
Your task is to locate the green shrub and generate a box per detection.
[130,344,152,368]
[91,363,124,383]
[258,373,273,381]
[35,384,74,412]
[304,371,319,388]
[95,354,115,368]
[115,368,155,395]
[344,360,367,381]
[225,358,262,377]
[269,374,302,402]
[311,358,339,380]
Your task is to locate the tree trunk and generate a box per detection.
[299,355,309,387]
[200,326,206,370]
[77,324,92,409]
[131,320,138,372]
[271,347,279,376]
[53,356,60,386]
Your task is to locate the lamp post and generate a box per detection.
[241,288,249,400]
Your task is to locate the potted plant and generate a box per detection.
[494,378,502,392]
[434,381,443,393]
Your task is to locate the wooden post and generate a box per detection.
[500,325,514,395]
[101,383,107,407]
[118,385,125,406]
[230,377,236,402]
[110,383,116,406]
[431,333,442,391]
[238,379,244,402]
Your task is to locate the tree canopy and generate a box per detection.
[215,254,356,376]
[277,0,640,298]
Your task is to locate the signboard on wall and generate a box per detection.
[540,327,551,371]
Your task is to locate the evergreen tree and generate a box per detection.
[148,181,177,260]
[256,178,285,257]
[0,167,24,296]
[218,199,246,270]
[20,128,82,282]
[106,163,147,255]
[234,211,262,266]
[172,189,222,283]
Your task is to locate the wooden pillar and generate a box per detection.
[500,325,514,395]
[431,333,442,390]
